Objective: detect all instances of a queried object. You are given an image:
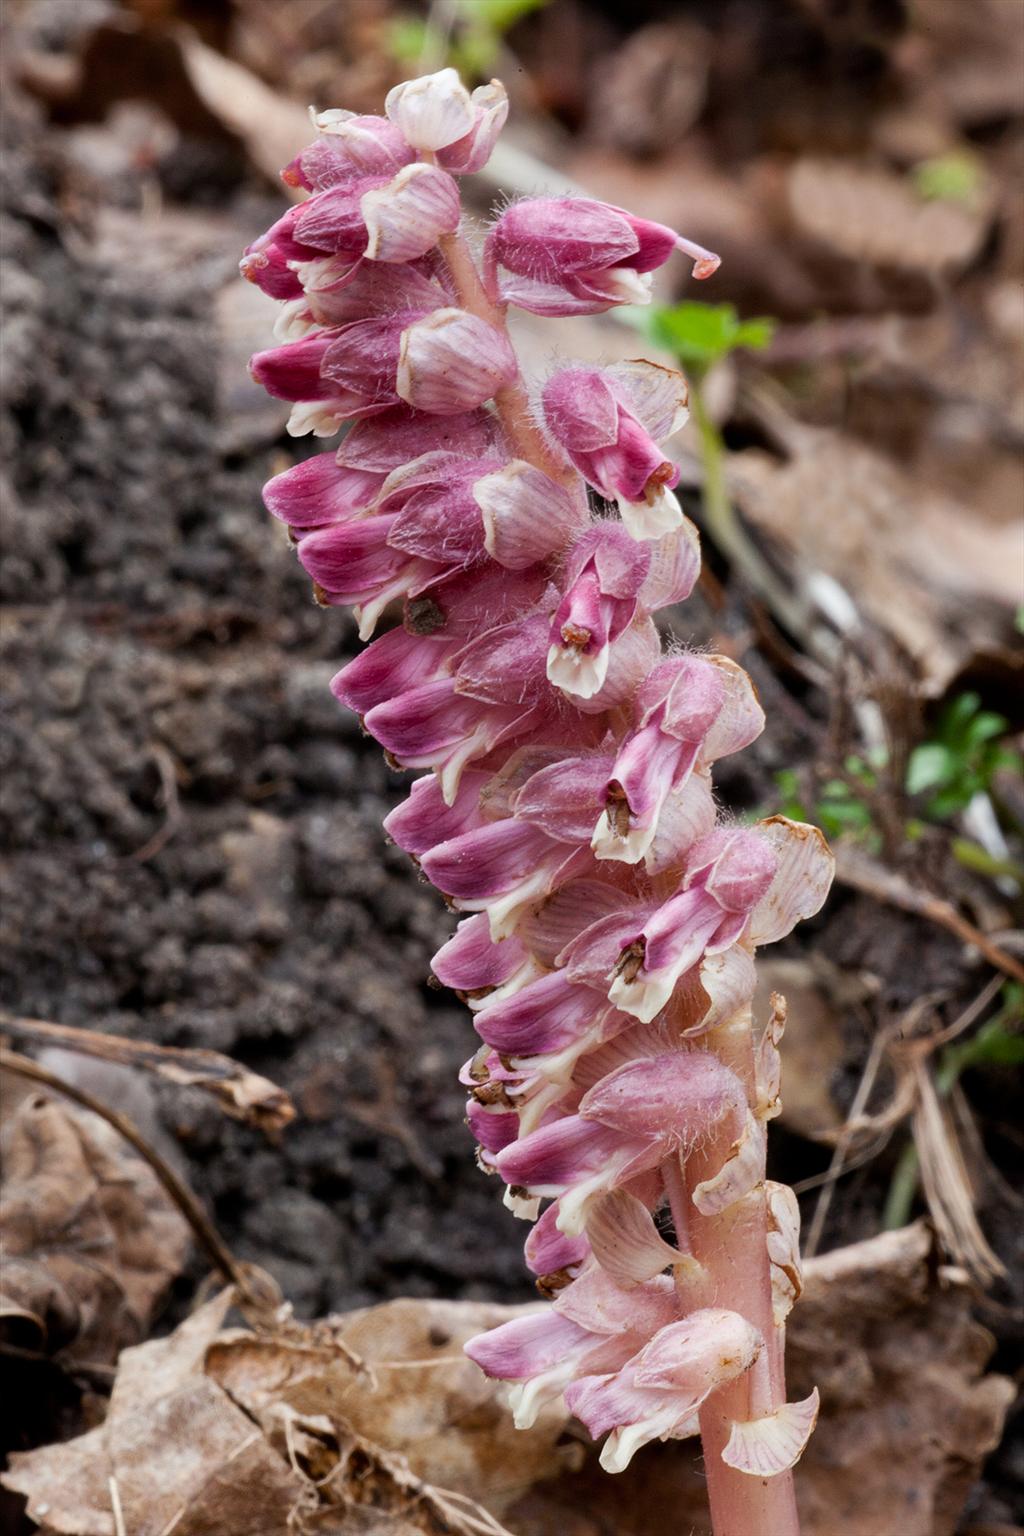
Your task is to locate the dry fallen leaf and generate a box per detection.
[787,158,995,276]
[729,423,1022,693]
[3,1292,570,1536]
[0,1088,190,1369]
[206,1297,575,1517]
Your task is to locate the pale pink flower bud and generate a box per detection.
[432,914,541,1005]
[436,81,509,173]
[361,164,462,261]
[385,68,478,152]
[474,460,587,570]
[262,452,383,531]
[488,198,720,316]
[296,514,438,639]
[249,331,366,436]
[239,205,311,299]
[496,1050,746,1231]
[541,364,688,540]
[287,114,415,187]
[421,817,593,940]
[396,307,518,413]
[364,679,548,802]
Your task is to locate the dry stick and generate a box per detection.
[0,1047,257,1304]
[0,1009,295,1135]
[836,844,1024,984]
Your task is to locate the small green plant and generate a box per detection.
[771,695,1019,854]
[648,301,775,377]
[905,691,1016,820]
[391,0,549,81]
[911,150,983,204]
[774,760,879,846]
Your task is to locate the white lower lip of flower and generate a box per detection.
[607,967,674,1024]
[466,955,548,1011]
[546,642,610,700]
[618,485,683,541]
[599,1404,698,1475]
[591,808,656,864]
[286,400,345,438]
[509,1362,578,1430]
[484,866,559,942]
[590,266,654,305]
[352,573,416,642]
[438,721,505,805]
[513,1078,568,1137]
[503,1186,541,1221]
[273,299,315,342]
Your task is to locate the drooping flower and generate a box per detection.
[487,197,720,315]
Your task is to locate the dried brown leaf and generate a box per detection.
[787,158,994,275]
[0,1091,190,1368]
[730,426,1022,693]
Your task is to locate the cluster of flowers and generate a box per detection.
[245,69,833,1492]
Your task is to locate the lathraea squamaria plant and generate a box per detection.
[244,67,834,1536]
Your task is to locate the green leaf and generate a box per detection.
[471,0,549,30]
[389,15,429,62]
[648,302,775,370]
[912,151,983,204]
[906,743,955,795]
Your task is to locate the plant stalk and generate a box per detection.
[437,228,577,485]
[678,998,801,1536]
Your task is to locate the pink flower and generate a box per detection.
[495,1050,747,1231]
[565,1308,762,1472]
[488,198,720,315]
[465,1268,678,1427]
[592,655,764,864]
[541,363,689,539]
[284,114,415,188]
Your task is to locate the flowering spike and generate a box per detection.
[244,67,833,1536]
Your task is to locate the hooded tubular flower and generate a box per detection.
[487,197,720,315]
[465,1268,678,1427]
[592,655,765,864]
[245,66,836,1512]
[565,1309,763,1472]
[541,363,689,539]
[496,1050,747,1233]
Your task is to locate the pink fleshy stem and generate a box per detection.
[674,994,801,1536]
[436,227,579,487]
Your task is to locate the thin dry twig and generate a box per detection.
[0,1010,295,1136]
[0,1047,260,1306]
[130,742,183,863]
[835,844,1024,983]
[912,1057,1006,1285]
